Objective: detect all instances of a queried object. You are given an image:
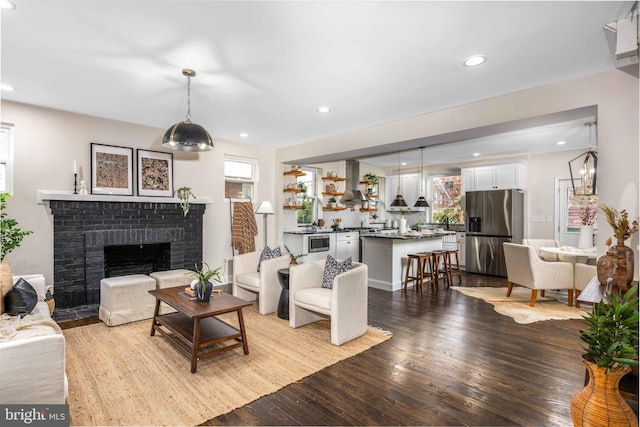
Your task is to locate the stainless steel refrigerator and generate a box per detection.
[465,189,524,276]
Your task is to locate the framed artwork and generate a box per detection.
[91,143,134,195]
[137,149,174,197]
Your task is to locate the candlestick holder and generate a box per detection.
[73,173,78,194]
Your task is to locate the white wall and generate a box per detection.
[277,69,639,278]
[1,101,278,283]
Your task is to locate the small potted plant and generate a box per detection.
[327,196,337,208]
[187,262,222,301]
[284,245,307,265]
[364,172,378,184]
[175,186,196,217]
[570,284,639,426]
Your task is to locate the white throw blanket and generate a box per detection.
[0,313,62,342]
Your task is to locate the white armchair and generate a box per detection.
[503,242,575,307]
[289,259,368,346]
[232,250,291,315]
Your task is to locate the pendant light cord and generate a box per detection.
[185,75,192,123]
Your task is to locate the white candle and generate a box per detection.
[74,161,77,174]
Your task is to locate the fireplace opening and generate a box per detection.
[104,243,171,278]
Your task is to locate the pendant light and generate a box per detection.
[162,69,214,152]
[568,122,598,196]
[414,147,430,208]
[390,153,408,207]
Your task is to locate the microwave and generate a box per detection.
[308,234,330,253]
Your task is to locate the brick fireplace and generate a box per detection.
[49,200,206,309]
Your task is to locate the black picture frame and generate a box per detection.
[136,149,174,197]
[90,143,134,196]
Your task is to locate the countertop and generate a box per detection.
[284,227,381,235]
[361,230,456,240]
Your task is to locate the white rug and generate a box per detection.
[452,286,589,324]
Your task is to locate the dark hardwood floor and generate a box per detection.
[199,272,588,426]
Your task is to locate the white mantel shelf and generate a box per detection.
[36,190,213,205]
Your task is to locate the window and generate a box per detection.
[224,155,256,200]
[0,123,14,194]
[431,175,463,223]
[297,167,318,225]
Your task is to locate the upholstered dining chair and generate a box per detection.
[289,259,368,346]
[503,242,575,307]
[232,249,290,315]
[522,238,560,262]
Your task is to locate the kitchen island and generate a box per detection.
[361,231,456,291]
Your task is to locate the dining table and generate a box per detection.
[540,246,597,265]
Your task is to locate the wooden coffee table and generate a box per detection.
[149,286,252,373]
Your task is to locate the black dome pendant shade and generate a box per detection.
[162,69,214,152]
[163,121,213,152]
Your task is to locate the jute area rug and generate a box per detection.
[451,286,589,324]
[63,304,392,427]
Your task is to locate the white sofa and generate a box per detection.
[0,274,68,404]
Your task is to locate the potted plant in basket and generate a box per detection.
[570,284,639,426]
[187,262,222,301]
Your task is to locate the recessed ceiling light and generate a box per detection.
[317,106,331,113]
[556,140,566,145]
[0,0,16,10]
[473,153,480,157]
[240,133,249,138]
[463,55,487,67]
[0,83,15,91]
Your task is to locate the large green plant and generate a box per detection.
[579,284,639,374]
[1,192,33,261]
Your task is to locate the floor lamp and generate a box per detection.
[255,201,274,248]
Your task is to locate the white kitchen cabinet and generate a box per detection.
[462,163,524,192]
[461,168,474,194]
[456,231,466,270]
[335,232,360,261]
[386,173,422,210]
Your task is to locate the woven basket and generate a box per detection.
[570,357,636,426]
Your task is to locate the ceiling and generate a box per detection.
[0,1,633,168]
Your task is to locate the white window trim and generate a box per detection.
[224,154,258,201]
[0,123,15,195]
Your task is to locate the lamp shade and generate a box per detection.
[162,121,214,152]
[414,196,430,208]
[390,194,408,207]
[255,201,275,215]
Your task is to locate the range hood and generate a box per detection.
[340,160,368,204]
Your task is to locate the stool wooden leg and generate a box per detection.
[403,256,411,290]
